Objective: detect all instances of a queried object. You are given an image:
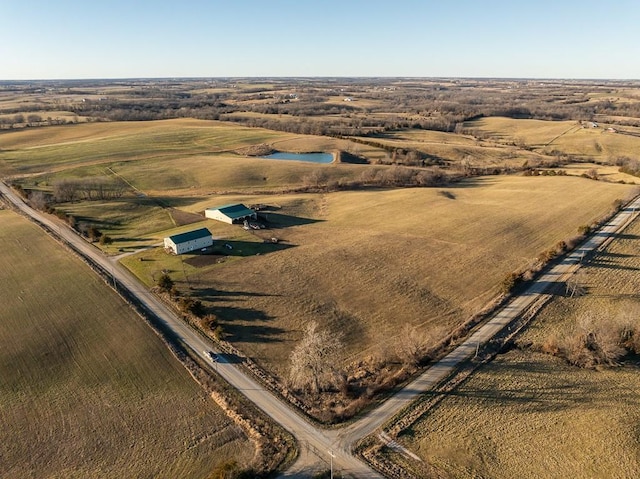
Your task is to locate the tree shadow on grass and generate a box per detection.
[257,212,323,229]
[440,359,640,413]
[588,249,640,271]
[590,231,640,241]
[71,215,121,229]
[206,303,286,344]
[446,176,501,189]
[146,195,204,209]
[188,286,279,303]
[589,260,640,272]
[223,321,287,344]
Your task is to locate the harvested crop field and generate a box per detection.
[393,216,640,478]
[0,209,254,478]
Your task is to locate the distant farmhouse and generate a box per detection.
[164,227,213,254]
[205,204,257,224]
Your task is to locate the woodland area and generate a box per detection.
[3,78,640,135]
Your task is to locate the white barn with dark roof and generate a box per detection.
[164,227,213,254]
[205,204,257,224]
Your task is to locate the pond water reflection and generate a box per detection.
[261,152,334,163]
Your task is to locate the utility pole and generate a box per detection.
[328,449,335,479]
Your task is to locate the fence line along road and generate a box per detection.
[2,179,638,478]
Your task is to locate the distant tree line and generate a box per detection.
[6,78,640,136]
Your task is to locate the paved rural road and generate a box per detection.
[2,179,639,478]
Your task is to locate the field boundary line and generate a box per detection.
[544,123,582,147]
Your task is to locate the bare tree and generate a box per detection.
[585,168,599,180]
[53,177,126,202]
[614,305,640,355]
[288,321,343,394]
[303,169,328,189]
[28,190,49,210]
[565,273,587,298]
[27,114,42,126]
[53,179,79,202]
[395,324,441,367]
[12,114,24,128]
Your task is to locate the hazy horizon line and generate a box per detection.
[2,76,639,83]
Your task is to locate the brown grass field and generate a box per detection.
[555,162,639,184]
[353,128,545,168]
[0,209,254,479]
[466,116,640,162]
[2,118,639,419]
[120,176,635,382]
[392,216,640,478]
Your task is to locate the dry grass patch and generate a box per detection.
[1,119,374,195]
[353,129,543,168]
[392,216,640,478]
[466,117,580,147]
[111,153,360,195]
[395,351,640,479]
[0,210,254,479]
[466,116,640,162]
[554,162,639,184]
[550,125,640,160]
[126,176,633,386]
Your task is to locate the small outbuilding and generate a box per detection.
[164,227,213,255]
[205,203,257,224]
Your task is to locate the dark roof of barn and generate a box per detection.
[207,203,255,219]
[167,227,212,244]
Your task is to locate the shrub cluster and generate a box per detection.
[156,273,208,319]
[540,314,640,368]
[616,157,640,177]
[522,168,568,176]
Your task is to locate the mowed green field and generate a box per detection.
[122,176,635,379]
[394,217,640,478]
[0,119,384,196]
[0,118,343,177]
[0,209,254,479]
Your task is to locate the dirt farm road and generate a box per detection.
[2,179,639,478]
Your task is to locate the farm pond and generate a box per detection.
[261,152,334,163]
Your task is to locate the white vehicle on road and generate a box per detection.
[203,350,218,362]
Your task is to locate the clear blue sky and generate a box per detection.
[2,0,639,80]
